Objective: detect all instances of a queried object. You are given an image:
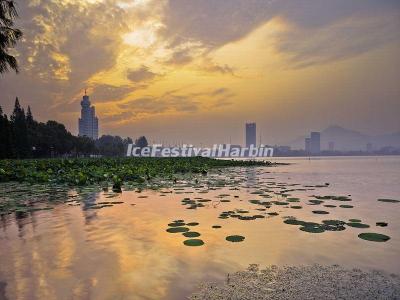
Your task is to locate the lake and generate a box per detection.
[0,156,399,300]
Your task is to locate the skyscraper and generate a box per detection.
[78,92,99,139]
[310,132,321,154]
[245,122,256,148]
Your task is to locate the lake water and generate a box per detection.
[1,156,399,300]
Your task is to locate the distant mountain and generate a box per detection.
[288,126,400,151]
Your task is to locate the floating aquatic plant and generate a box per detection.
[226,235,245,242]
[166,227,190,233]
[312,210,329,215]
[376,222,388,227]
[349,219,361,223]
[346,222,370,228]
[300,224,325,233]
[168,221,186,227]
[183,231,201,238]
[183,239,204,246]
[358,233,390,242]
[186,222,199,226]
[377,198,400,203]
[339,205,353,208]
[322,220,345,226]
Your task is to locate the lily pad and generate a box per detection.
[339,205,353,208]
[186,222,199,226]
[322,220,345,226]
[284,219,307,226]
[183,231,201,238]
[274,201,289,206]
[238,215,257,221]
[300,224,325,233]
[377,198,400,203]
[287,198,300,202]
[312,210,329,215]
[183,239,204,246]
[376,222,388,227]
[309,200,324,205]
[166,227,189,233]
[349,219,361,223]
[168,222,186,227]
[226,235,245,242]
[267,212,279,216]
[358,233,390,242]
[347,222,370,228]
[290,205,302,209]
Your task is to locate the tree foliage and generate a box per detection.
[0,0,22,74]
[0,99,140,159]
[135,136,148,148]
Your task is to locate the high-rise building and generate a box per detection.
[310,132,321,154]
[78,92,98,139]
[245,123,256,148]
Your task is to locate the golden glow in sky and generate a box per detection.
[0,0,399,145]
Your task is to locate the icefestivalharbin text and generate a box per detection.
[126,144,274,158]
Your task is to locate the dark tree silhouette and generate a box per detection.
[0,99,139,159]
[11,97,29,158]
[0,0,22,74]
[95,135,133,157]
[0,106,13,158]
[135,136,148,148]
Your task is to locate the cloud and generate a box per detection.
[127,65,158,82]
[199,59,235,75]
[108,87,234,123]
[1,0,399,139]
[90,84,136,102]
[164,0,274,47]
[0,0,129,123]
[119,95,199,115]
[165,49,193,66]
[164,0,400,67]
[211,88,229,96]
[276,12,400,67]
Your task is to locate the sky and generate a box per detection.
[0,0,399,145]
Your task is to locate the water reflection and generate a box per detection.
[0,157,399,299]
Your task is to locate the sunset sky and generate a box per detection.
[0,0,399,145]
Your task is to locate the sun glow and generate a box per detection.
[123,23,163,48]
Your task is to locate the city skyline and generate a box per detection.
[0,0,399,145]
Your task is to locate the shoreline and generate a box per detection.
[189,264,400,300]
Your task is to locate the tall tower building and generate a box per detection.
[245,122,256,148]
[310,132,321,154]
[78,91,99,139]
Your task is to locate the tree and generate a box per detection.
[96,135,125,157]
[10,97,29,158]
[74,136,96,157]
[0,106,13,158]
[26,105,33,125]
[135,136,148,148]
[0,0,22,74]
[1,98,138,158]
